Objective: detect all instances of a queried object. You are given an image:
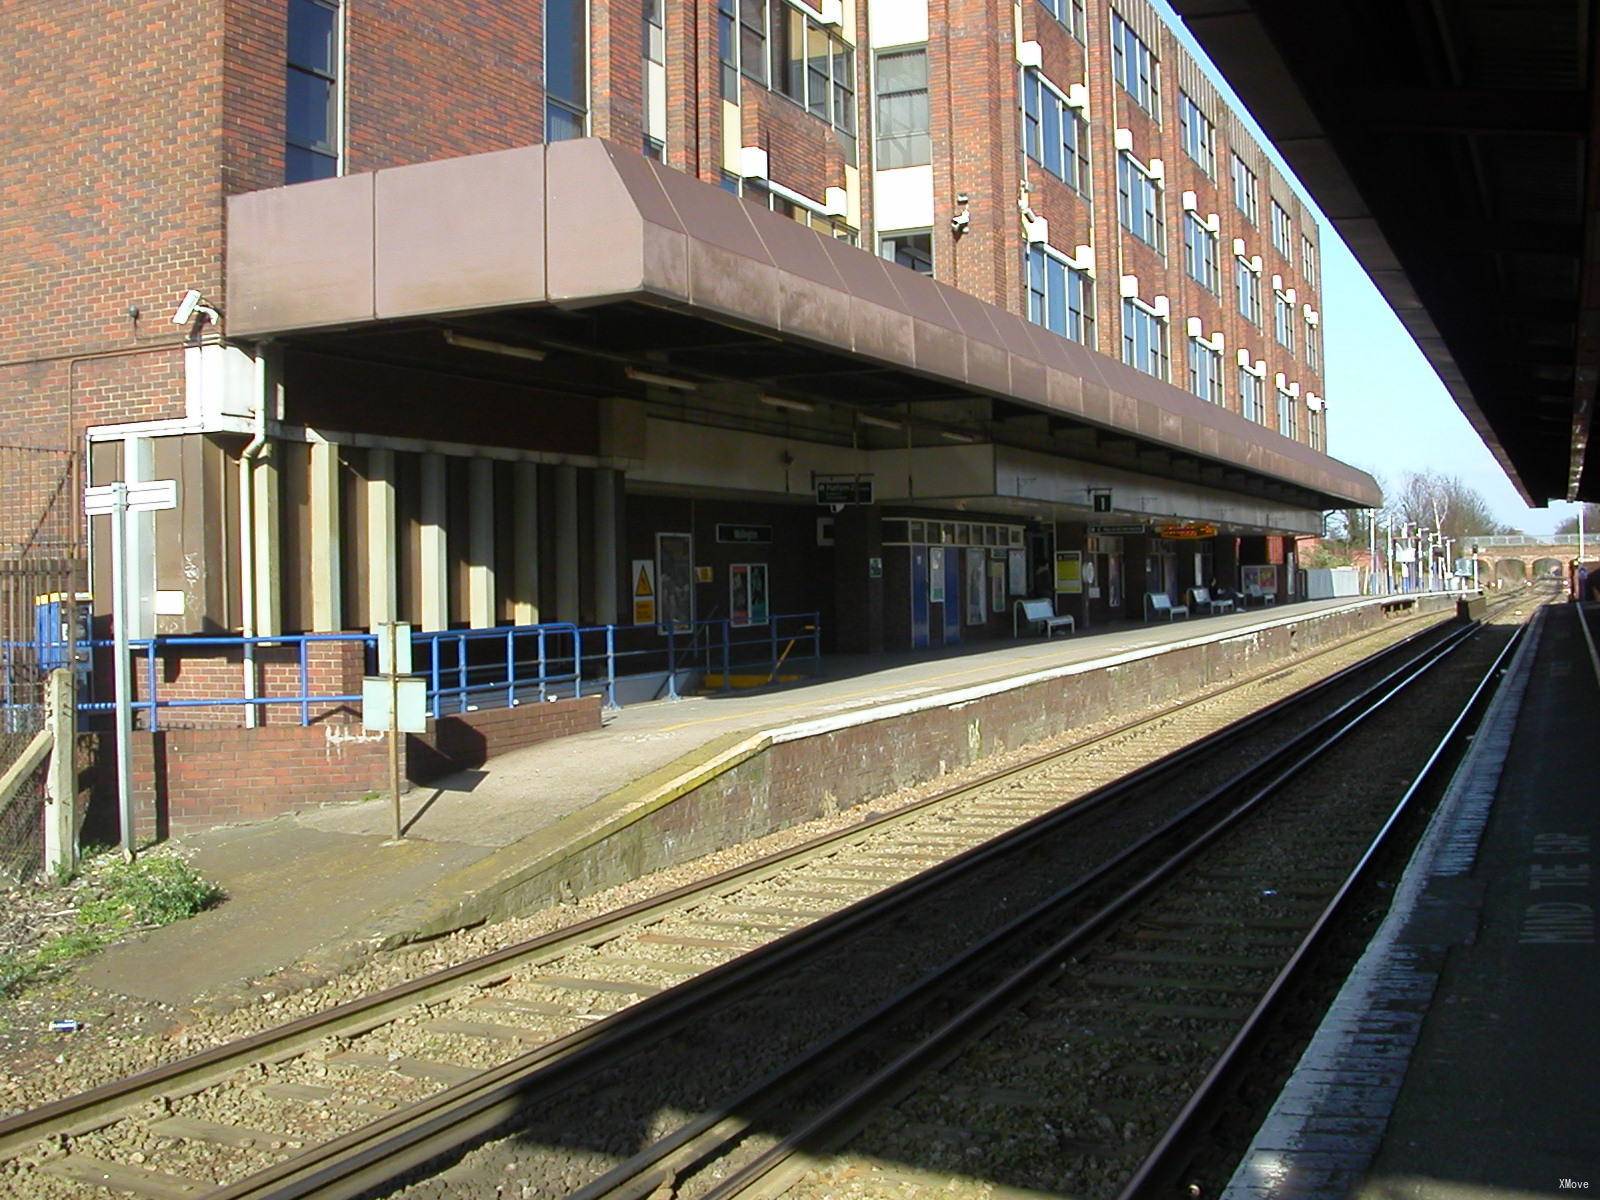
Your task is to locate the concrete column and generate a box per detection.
[309,441,342,631]
[594,468,619,626]
[554,464,580,621]
[468,458,496,628]
[367,449,398,627]
[512,462,541,625]
[252,445,282,637]
[124,435,156,640]
[419,453,448,633]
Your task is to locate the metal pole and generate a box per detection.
[1368,511,1377,595]
[388,621,402,841]
[110,483,135,861]
[1581,505,1587,565]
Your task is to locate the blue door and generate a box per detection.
[911,545,930,648]
[943,548,962,645]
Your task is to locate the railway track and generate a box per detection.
[2,597,1521,1200]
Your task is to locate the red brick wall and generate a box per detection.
[103,721,396,839]
[408,694,602,780]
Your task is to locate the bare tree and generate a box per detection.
[1392,471,1510,542]
[1554,502,1600,535]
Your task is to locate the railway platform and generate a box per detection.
[79,592,1459,1011]
[1226,599,1600,1199]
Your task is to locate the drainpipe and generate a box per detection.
[239,347,271,728]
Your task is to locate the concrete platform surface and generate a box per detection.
[1225,601,1600,1200]
[83,594,1442,1008]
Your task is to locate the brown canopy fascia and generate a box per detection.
[226,138,1381,509]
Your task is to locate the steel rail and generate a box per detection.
[687,610,1503,1200]
[1116,615,1529,1199]
[0,602,1465,1157]
[220,619,1487,1199]
[563,616,1492,1200]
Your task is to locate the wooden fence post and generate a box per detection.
[44,667,76,879]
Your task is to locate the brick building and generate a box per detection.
[3,0,1373,815]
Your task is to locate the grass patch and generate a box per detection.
[0,853,223,997]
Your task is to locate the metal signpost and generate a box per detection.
[363,622,423,841]
[84,479,179,861]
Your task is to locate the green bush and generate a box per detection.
[0,855,222,997]
[94,856,223,927]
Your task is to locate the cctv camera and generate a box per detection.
[171,290,219,326]
[951,211,971,233]
[172,290,202,325]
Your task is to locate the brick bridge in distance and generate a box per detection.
[1462,534,1587,582]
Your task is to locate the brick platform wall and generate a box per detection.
[408,695,602,781]
[98,722,396,840]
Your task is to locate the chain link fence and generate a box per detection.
[0,445,81,882]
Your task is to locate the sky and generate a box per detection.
[1153,2,1584,536]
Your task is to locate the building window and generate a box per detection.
[1178,91,1214,176]
[1308,406,1323,451]
[1038,0,1086,39]
[1239,366,1265,423]
[718,0,739,98]
[1117,151,1163,252]
[767,2,855,149]
[1271,201,1292,257]
[740,0,767,86]
[876,47,930,168]
[1277,386,1298,440]
[1188,338,1223,404]
[1230,152,1258,224]
[1183,213,1218,292]
[1025,245,1095,346]
[1111,11,1157,117]
[285,0,340,183]
[881,230,933,275]
[1301,234,1318,286]
[1121,299,1169,380]
[1306,318,1319,371]
[1022,70,1090,194]
[545,0,588,141]
[1236,256,1261,324]
[643,0,665,159]
[741,177,857,242]
[1274,290,1295,352]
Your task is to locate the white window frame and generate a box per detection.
[1230,152,1258,225]
[1237,349,1267,424]
[1026,243,1096,348]
[1120,285,1170,380]
[1022,68,1090,194]
[1110,11,1158,118]
[1117,146,1164,253]
[1177,91,1214,176]
[1185,321,1224,404]
[1270,200,1292,257]
[1234,246,1263,325]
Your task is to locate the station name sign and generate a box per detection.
[816,476,874,506]
[1090,523,1148,536]
[716,523,772,545]
[1155,522,1219,540]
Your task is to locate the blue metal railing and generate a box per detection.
[6,612,823,729]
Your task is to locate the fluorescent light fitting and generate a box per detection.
[761,395,815,413]
[443,331,547,362]
[625,366,698,391]
[941,430,977,443]
[857,413,902,430]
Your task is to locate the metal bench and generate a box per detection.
[1244,584,1278,607]
[1189,587,1235,615]
[1015,597,1075,638]
[1146,593,1190,621]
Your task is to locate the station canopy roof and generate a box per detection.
[226,139,1380,511]
[1173,0,1600,505]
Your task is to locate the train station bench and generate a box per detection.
[1145,593,1190,621]
[1015,597,1075,638]
[1244,585,1278,606]
[1189,587,1235,615]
